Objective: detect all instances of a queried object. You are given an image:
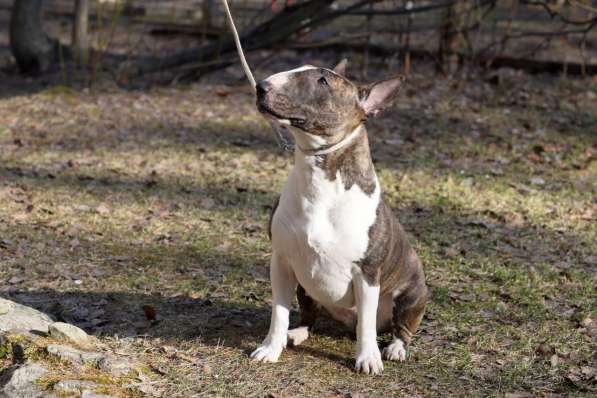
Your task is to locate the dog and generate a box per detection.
[251,60,427,375]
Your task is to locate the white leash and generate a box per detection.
[220,0,294,151]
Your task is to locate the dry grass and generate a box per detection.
[0,68,595,397]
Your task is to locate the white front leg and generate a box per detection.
[251,253,296,363]
[353,273,383,375]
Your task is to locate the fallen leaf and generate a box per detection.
[96,203,110,215]
[200,197,216,209]
[536,343,554,356]
[142,305,157,321]
[505,393,533,398]
[9,276,25,284]
[550,354,559,367]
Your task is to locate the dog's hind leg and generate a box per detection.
[383,268,427,362]
[287,285,320,347]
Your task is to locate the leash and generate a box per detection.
[220,0,294,152]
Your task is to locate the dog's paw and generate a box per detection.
[382,339,406,362]
[355,345,384,375]
[250,341,284,363]
[287,326,309,347]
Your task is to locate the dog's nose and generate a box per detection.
[256,80,272,98]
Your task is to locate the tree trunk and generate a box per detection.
[438,0,465,74]
[72,0,89,66]
[10,0,59,74]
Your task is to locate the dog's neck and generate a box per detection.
[292,124,378,196]
[296,125,365,156]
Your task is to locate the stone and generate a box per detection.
[98,355,136,377]
[53,379,98,394]
[81,390,113,398]
[0,298,54,334]
[48,322,94,348]
[530,176,545,186]
[0,362,55,398]
[46,344,104,367]
[0,301,10,315]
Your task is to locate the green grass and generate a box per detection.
[0,72,595,397]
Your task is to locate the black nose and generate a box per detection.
[256,80,272,98]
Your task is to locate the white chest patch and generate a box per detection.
[272,153,380,310]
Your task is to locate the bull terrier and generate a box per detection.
[250,60,427,375]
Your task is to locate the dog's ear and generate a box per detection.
[359,75,405,117]
[332,59,348,76]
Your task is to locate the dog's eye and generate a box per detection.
[318,77,329,87]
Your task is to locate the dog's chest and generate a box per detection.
[273,159,380,306]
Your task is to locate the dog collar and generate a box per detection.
[299,125,364,156]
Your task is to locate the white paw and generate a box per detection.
[355,345,384,375]
[382,339,407,362]
[250,340,284,363]
[287,326,309,347]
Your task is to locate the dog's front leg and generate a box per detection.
[353,273,383,375]
[251,253,296,363]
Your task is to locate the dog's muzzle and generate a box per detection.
[255,81,306,127]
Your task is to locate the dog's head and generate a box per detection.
[256,60,404,148]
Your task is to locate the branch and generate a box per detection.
[520,0,597,26]
[128,0,335,77]
[294,39,597,75]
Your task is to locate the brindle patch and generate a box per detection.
[315,128,377,195]
[357,200,420,291]
[391,276,427,346]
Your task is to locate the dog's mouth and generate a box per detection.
[257,102,306,127]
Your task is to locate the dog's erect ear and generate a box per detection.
[332,59,348,76]
[359,75,405,117]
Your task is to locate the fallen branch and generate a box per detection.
[288,40,597,75]
[479,55,597,75]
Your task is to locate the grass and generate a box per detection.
[0,69,595,397]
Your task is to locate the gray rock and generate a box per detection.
[98,355,136,377]
[53,379,98,394]
[48,322,94,348]
[0,301,10,315]
[81,390,113,398]
[0,298,54,334]
[46,344,104,367]
[0,362,55,398]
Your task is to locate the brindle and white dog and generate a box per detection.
[250,61,427,375]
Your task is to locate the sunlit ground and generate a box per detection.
[1,71,595,397]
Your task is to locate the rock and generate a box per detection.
[81,390,113,398]
[53,379,98,394]
[48,322,94,348]
[0,298,54,334]
[0,301,10,315]
[0,362,54,398]
[530,176,545,186]
[98,355,136,377]
[46,344,104,367]
[45,344,136,377]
